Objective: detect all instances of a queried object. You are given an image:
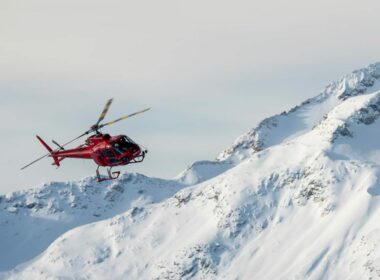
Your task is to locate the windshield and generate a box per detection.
[112,136,138,155]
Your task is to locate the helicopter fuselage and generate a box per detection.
[49,134,145,167]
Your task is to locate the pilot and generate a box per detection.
[113,143,124,155]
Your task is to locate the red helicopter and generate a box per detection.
[21,98,150,182]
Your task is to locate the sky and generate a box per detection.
[1,0,380,193]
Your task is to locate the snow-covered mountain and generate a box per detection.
[2,63,380,279]
[0,174,187,273]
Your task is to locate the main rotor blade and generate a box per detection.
[20,153,50,170]
[96,98,113,126]
[98,108,151,129]
[60,131,89,148]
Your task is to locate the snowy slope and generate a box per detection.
[176,63,380,183]
[3,63,380,279]
[0,174,187,272]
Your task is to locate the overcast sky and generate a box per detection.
[1,0,380,193]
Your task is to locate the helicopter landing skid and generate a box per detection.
[96,166,120,182]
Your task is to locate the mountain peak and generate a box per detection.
[217,62,380,162]
[328,62,380,100]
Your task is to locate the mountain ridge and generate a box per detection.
[217,62,380,162]
[3,63,380,279]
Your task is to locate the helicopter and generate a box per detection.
[21,98,150,182]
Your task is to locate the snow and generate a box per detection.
[0,174,187,272]
[2,62,380,279]
[217,62,380,162]
[176,160,234,185]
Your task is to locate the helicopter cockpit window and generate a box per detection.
[112,136,138,155]
[104,149,114,157]
[103,149,118,163]
[122,136,137,145]
[112,142,127,155]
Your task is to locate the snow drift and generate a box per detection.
[2,63,380,279]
